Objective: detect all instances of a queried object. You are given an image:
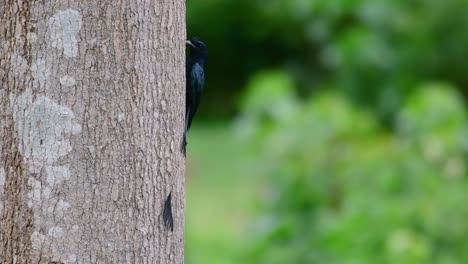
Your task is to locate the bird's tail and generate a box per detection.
[180,109,190,157]
[181,132,187,157]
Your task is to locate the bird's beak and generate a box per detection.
[186,40,195,48]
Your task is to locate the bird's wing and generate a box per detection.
[190,63,205,94]
[186,63,205,130]
[186,62,204,103]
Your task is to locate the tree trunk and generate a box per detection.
[0,1,186,263]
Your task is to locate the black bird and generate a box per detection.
[183,37,207,154]
[163,192,173,231]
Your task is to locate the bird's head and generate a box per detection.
[186,37,207,56]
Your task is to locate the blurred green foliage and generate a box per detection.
[236,72,468,264]
[186,0,468,263]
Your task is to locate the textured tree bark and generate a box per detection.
[0,1,186,263]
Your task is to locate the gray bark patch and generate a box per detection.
[48,9,82,58]
[10,89,82,173]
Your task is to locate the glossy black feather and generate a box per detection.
[182,37,207,155]
[163,193,174,232]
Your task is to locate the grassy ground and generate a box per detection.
[185,123,259,264]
